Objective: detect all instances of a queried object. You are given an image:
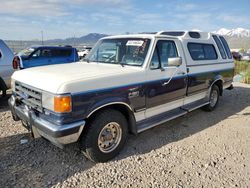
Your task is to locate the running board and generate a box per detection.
[181,99,209,112]
[137,108,187,133]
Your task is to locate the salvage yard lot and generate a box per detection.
[0,83,250,187]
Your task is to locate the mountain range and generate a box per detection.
[46,33,109,45]
[213,28,250,49]
[213,28,250,38]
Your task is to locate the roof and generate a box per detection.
[29,45,73,49]
[103,31,219,40]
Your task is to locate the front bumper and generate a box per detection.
[8,95,85,148]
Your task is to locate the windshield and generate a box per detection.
[18,47,35,56]
[85,38,151,66]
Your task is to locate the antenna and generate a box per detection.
[41,30,44,45]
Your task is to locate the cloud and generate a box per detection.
[69,0,126,5]
[176,3,197,11]
[132,13,164,26]
[90,13,123,26]
[0,0,67,17]
[0,0,129,17]
[218,14,250,26]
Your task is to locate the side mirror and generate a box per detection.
[168,57,182,67]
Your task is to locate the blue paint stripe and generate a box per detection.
[72,67,234,96]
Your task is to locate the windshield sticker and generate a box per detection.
[126,40,144,46]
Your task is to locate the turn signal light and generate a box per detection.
[54,96,72,113]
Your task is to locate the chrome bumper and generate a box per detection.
[8,95,85,148]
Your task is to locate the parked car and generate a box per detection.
[9,31,234,162]
[0,40,14,97]
[231,51,242,61]
[241,53,250,61]
[13,45,79,69]
[78,46,92,60]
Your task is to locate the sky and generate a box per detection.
[0,0,250,40]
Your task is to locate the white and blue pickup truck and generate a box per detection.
[9,31,234,162]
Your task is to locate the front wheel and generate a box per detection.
[0,89,6,98]
[202,85,220,111]
[80,109,128,162]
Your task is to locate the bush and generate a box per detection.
[234,61,250,84]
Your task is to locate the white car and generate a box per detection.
[9,31,234,162]
[0,40,14,97]
[78,47,92,59]
[241,53,250,61]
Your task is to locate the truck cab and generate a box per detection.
[9,31,234,162]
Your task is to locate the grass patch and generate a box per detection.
[235,61,250,84]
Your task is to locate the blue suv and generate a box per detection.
[13,45,79,69]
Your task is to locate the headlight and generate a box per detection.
[42,93,72,113]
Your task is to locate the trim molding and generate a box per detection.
[87,102,133,118]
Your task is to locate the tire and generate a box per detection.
[0,78,7,98]
[202,85,220,111]
[0,89,6,98]
[80,109,128,162]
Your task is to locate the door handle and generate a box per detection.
[177,71,186,75]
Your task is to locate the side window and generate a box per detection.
[0,51,2,59]
[32,49,41,57]
[203,45,217,59]
[150,40,178,69]
[52,49,72,57]
[212,35,226,59]
[40,49,52,57]
[187,43,204,60]
[188,43,217,60]
[219,36,232,59]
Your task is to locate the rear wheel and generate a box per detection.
[202,85,220,111]
[80,109,128,162]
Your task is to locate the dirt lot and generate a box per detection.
[0,83,249,188]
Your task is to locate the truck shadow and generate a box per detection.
[0,85,249,187]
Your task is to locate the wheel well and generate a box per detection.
[86,104,137,135]
[213,80,223,96]
[0,77,7,91]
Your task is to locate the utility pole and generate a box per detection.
[41,30,44,45]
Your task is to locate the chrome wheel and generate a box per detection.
[210,89,218,107]
[98,122,122,153]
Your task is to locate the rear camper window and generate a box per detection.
[219,36,232,59]
[0,51,2,59]
[188,43,217,60]
[212,35,226,59]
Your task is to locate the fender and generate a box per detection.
[87,97,133,118]
[210,75,224,86]
[0,77,7,90]
[86,97,137,134]
[208,75,224,96]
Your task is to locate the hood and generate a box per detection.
[12,62,144,94]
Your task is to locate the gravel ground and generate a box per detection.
[0,83,250,188]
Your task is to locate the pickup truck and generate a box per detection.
[0,39,14,97]
[12,45,79,69]
[9,31,234,162]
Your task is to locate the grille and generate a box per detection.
[15,82,43,112]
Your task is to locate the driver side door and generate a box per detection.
[145,39,187,118]
[23,48,52,68]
